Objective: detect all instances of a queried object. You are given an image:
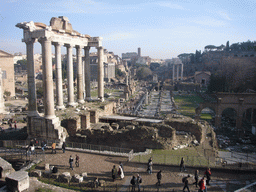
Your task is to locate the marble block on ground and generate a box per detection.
[5,170,29,192]
[0,157,15,178]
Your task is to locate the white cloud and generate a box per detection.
[156,2,185,10]
[189,17,227,27]
[218,11,232,21]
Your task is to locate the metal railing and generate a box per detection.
[0,140,134,160]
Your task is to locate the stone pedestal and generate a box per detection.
[89,109,99,124]
[5,171,29,192]
[0,157,15,178]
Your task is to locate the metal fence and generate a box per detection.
[0,140,134,160]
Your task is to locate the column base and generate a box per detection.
[45,114,56,120]
[27,111,40,117]
[67,102,78,107]
[78,99,85,104]
[98,97,104,102]
[85,97,92,101]
[56,105,65,111]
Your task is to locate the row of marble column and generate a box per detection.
[26,38,104,119]
[172,64,183,82]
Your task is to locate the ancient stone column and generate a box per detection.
[181,64,183,81]
[0,68,5,113]
[84,46,91,101]
[40,38,55,119]
[97,46,104,102]
[26,39,38,116]
[76,45,84,104]
[54,42,65,110]
[65,44,76,107]
[172,64,175,82]
[176,64,179,81]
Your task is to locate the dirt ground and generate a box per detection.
[26,148,256,192]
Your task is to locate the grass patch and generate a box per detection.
[173,94,204,118]
[200,113,212,120]
[132,148,210,167]
[36,189,54,192]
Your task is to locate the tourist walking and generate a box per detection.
[193,170,199,187]
[111,165,117,182]
[75,154,79,167]
[147,157,153,174]
[41,140,46,151]
[51,142,56,154]
[118,164,124,179]
[137,174,142,192]
[69,155,74,170]
[119,161,124,172]
[199,177,206,192]
[156,170,162,186]
[180,157,186,172]
[182,174,190,192]
[130,176,136,192]
[62,142,66,153]
[205,168,211,185]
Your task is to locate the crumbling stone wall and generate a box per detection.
[100,102,116,116]
[165,119,205,143]
[66,117,81,137]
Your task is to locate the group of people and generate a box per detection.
[130,174,142,192]
[183,168,212,192]
[111,162,124,182]
[69,154,80,170]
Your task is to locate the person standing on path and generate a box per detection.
[62,142,66,153]
[199,177,206,192]
[51,142,56,154]
[156,170,162,186]
[69,155,74,170]
[147,157,153,174]
[180,157,186,172]
[182,174,190,192]
[112,165,117,182]
[75,154,79,167]
[130,176,136,192]
[193,170,199,187]
[137,174,142,192]
[205,168,211,185]
[118,164,124,179]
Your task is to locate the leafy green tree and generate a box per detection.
[136,67,152,80]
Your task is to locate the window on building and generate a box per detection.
[2,70,7,79]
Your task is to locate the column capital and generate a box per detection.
[52,42,64,47]
[38,36,53,44]
[24,38,36,44]
[64,43,74,48]
[84,46,90,51]
[97,46,103,50]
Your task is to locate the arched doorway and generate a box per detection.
[220,108,237,135]
[242,108,256,135]
[199,107,215,126]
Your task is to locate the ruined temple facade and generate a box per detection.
[16,16,105,142]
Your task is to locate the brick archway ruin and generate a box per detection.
[195,93,256,131]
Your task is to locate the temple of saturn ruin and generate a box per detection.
[16,16,105,142]
[171,58,183,82]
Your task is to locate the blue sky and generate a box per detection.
[1,0,256,59]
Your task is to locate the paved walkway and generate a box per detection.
[9,148,255,191]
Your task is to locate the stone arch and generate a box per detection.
[221,107,237,128]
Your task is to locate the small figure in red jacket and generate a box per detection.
[205,168,211,185]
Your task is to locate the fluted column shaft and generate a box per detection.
[54,42,65,110]
[181,64,183,81]
[176,64,179,81]
[172,64,175,82]
[84,46,91,100]
[97,46,104,102]
[65,44,76,106]
[26,40,38,116]
[76,46,84,103]
[41,38,55,119]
